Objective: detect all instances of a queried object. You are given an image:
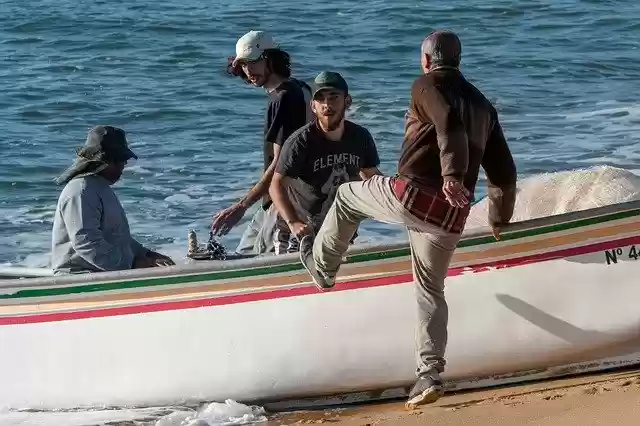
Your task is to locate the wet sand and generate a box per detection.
[267,368,640,425]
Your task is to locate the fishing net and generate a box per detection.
[465,165,640,229]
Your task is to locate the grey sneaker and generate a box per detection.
[299,235,335,291]
[405,376,444,409]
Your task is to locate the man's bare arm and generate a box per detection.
[240,143,282,208]
[211,144,282,235]
[269,172,302,225]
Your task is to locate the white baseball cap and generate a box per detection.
[232,30,277,66]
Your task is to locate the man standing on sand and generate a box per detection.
[52,125,175,275]
[269,71,381,254]
[298,31,517,408]
[212,30,312,255]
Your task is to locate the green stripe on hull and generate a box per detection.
[344,208,640,260]
[458,208,640,248]
[0,263,305,300]
[2,208,639,300]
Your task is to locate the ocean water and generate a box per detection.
[1,0,640,423]
[2,0,640,270]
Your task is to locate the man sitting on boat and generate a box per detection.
[213,30,313,255]
[298,32,517,408]
[269,71,382,254]
[51,125,175,275]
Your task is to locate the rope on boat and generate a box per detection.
[187,230,227,260]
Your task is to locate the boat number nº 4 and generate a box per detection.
[604,245,639,265]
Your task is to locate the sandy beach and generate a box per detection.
[267,367,640,425]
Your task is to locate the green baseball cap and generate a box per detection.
[312,71,349,99]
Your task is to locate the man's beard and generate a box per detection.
[320,108,346,131]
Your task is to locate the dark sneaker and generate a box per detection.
[405,376,444,409]
[299,235,335,291]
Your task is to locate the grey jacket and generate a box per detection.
[51,175,149,274]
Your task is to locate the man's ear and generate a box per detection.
[422,53,432,74]
[310,100,317,115]
[345,95,353,109]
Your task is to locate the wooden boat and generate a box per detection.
[1,200,639,411]
[0,266,52,280]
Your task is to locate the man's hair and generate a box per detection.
[421,31,462,68]
[229,48,292,81]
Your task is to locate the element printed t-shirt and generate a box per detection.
[275,120,380,229]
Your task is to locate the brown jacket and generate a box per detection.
[398,67,517,227]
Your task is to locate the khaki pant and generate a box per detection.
[312,175,461,378]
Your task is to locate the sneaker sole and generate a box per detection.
[299,237,334,292]
[405,386,444,410]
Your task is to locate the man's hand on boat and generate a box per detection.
[288,220,311,239]
[149,251,175,266]
[211,202,247,236]
[491,225,501,241]
[133,251,176,268]
[442,180,470,208]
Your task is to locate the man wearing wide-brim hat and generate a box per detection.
[51,125,175,275]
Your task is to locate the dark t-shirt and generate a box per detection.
[275,120,380,230]
[262,79,309,209]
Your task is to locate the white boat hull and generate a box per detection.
[1,201,640,409]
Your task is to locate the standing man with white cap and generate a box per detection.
[212,30,312,255]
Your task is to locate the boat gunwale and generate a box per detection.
[1,200,639,294]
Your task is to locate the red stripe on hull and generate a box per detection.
[1,235,638,326]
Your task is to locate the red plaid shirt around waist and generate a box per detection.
[391,176,470,234]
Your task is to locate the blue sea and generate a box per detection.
[1,0,640,423]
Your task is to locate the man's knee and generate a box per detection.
[335,180,364,205]
[335,182,352,201]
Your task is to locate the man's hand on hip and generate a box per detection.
[442,180,470,208]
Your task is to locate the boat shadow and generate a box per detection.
[495,294,640,352]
